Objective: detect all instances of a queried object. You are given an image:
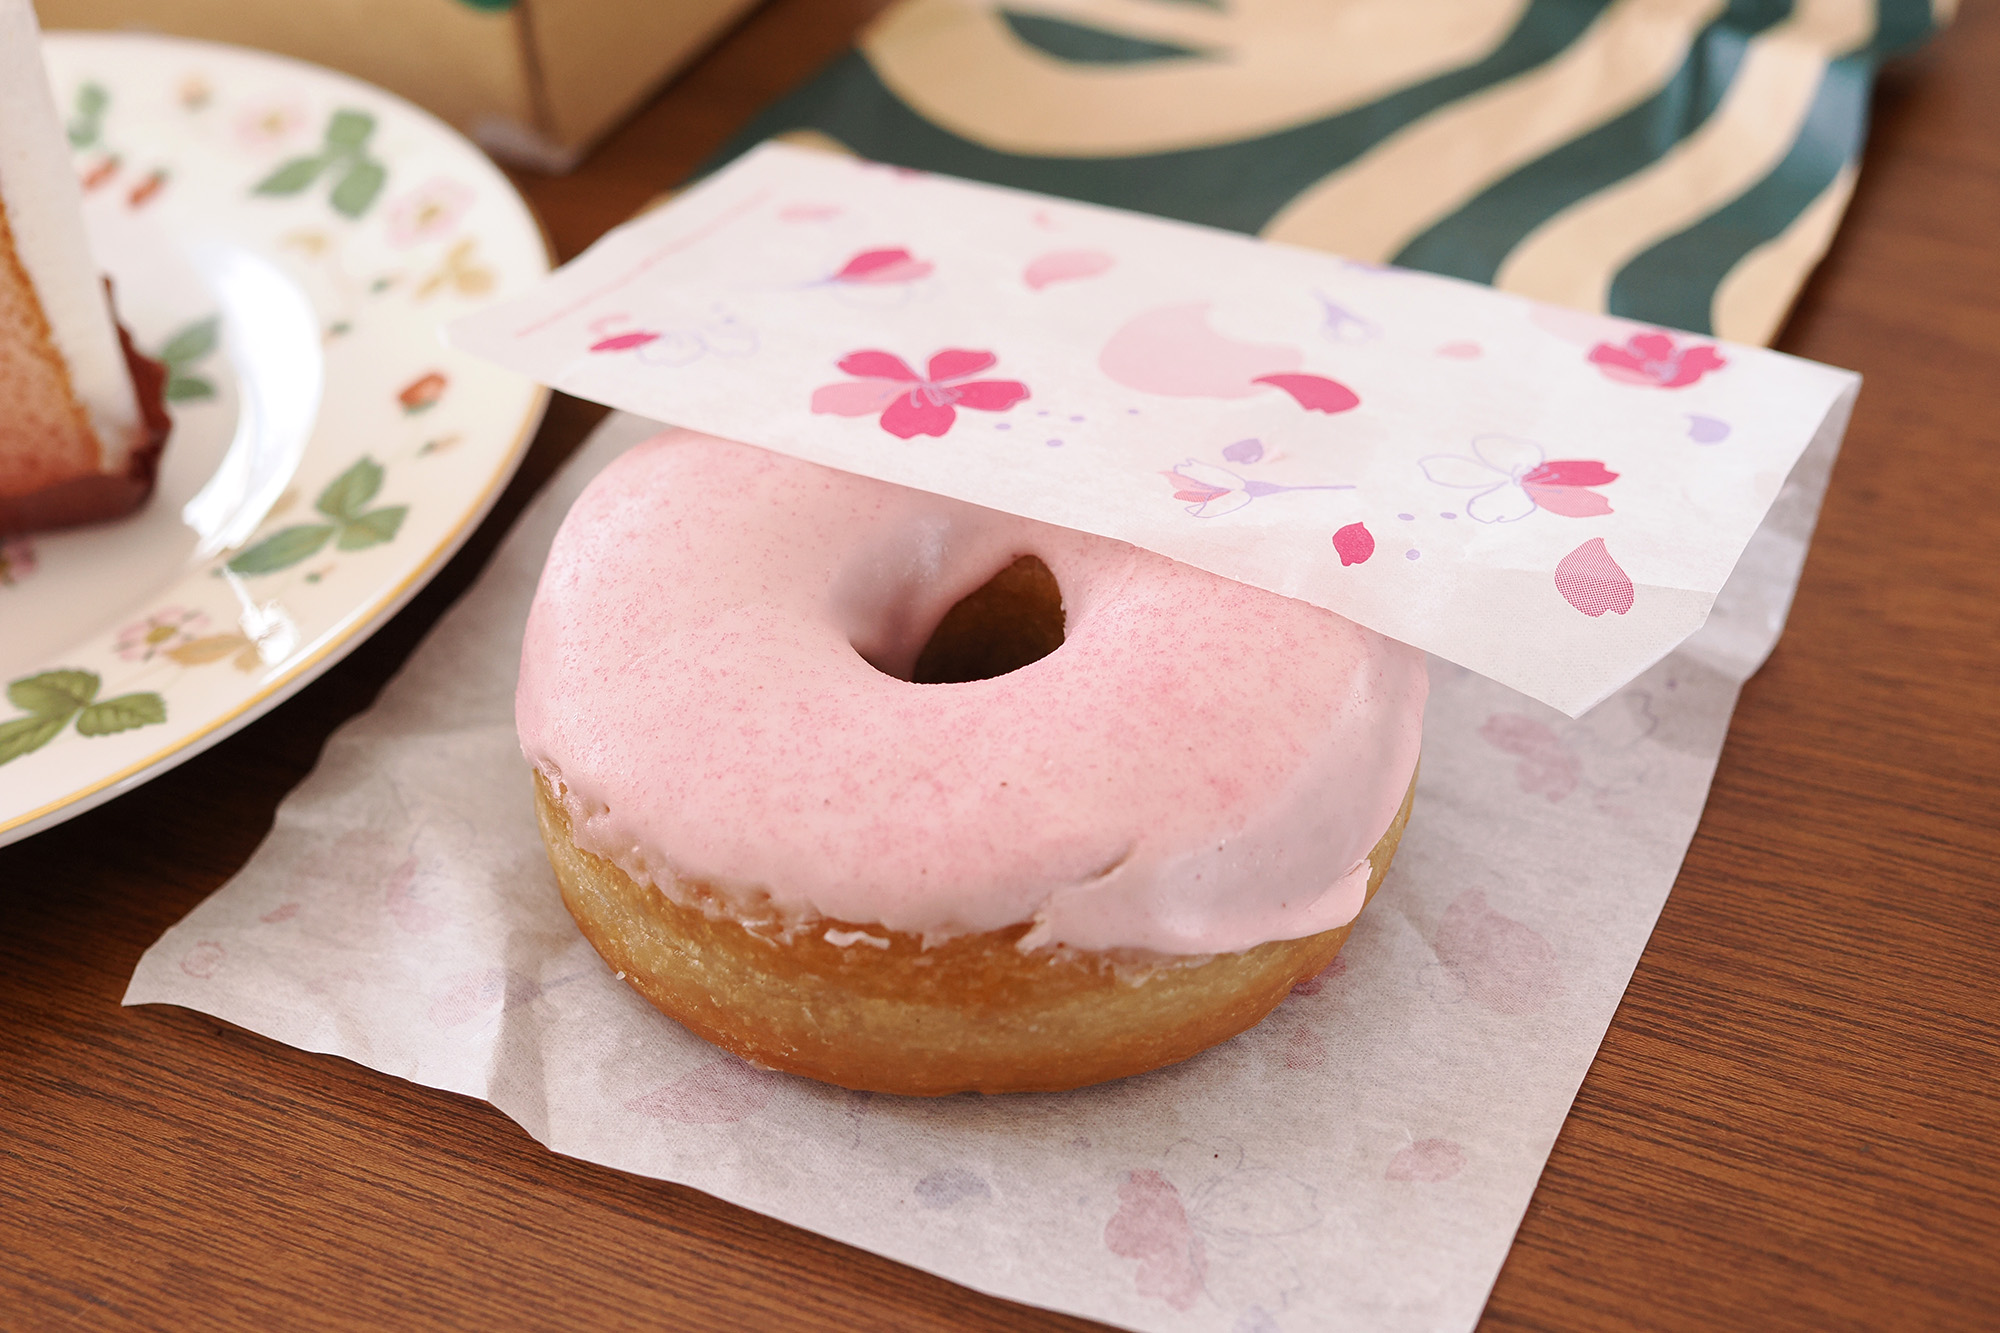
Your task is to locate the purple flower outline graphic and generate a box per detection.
[1418,435,1617,523]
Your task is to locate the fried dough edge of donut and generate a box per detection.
[533,769,1416,1096]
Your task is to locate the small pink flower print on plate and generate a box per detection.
[811,349,1029,439]
[114,606,209,661]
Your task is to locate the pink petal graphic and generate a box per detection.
[833,247,930,283]
[837,350,920,381]
[880,393,958,439]
[1434,889,1563,1015]
[1290,955,1346,996]
[1386,1138,1466,1182]
[428,966,509,1028]
[1167,472,1230,504]
[779,202,841,222]
[1024,248,1114,290]
[1478,713,1579,802]
[385,856,449,933]
[589,331,658,353]
[1284,1023,1328,1071]
[180,941,226,979]
[1332,521,1375,566]
[1523,459,1617,488]
[626,1057,784,1124]
[927,348,997,382]
[1436,340,1482,359]
[951,379,1029,411]
[1104,1170,1206,1311]
[1523,484,1613,517]
[260,902,301,924]
[1555,537,1635,617]
[811,378,908,416]
[1099,302,1302,398]
[1251,372,1361,414]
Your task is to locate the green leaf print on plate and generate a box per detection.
[226,457,409,574]
[0,669,166,766]
[67,81,108,149]
[155,314,223,403]
[253,109,390,219]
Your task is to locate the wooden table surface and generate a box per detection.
[4,2,1996,1328]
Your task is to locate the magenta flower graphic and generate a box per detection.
[1587,331,1726,388]
[810,349,1029,439]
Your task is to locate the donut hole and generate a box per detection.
[902,554,1066,684]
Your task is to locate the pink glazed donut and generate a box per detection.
[520,431,1426,1094]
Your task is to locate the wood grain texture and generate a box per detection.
[2,1,1995,1329]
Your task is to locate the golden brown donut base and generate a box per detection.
[534,770,1415,1096]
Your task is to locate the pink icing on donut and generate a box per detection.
[517,432,1426,956]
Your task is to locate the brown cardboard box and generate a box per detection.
[35,0,762,171]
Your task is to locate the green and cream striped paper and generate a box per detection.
[724,0,1946,346]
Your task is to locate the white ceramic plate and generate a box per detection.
[0,33,550,847]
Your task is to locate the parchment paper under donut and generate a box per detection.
[446,143,1858,717]
[130,399,1841,1333]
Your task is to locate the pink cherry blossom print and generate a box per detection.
[384,855,450,933]
[1386,1138,1465,1182]
[1434,889,1562,1015]
[811,349,1029,439]
[1100,302,1301,398]
[1556,538,1636,617]
[1284,1023,1328,1071]
[1250,372,1360,414]
[1520,459,1618,517]
[1291,955,1346,996]
[1024,248,1114,290]
[1479,713,1580,802]
[1163,459,1353,517]
[1420,435,1615,523]
[830,247,933,284]
[1436,340,1482,359]
[626,1056,785,1124]
[1332,522,1375,566]
[428,967,509,1028]
[1588,331,1726,388]
[1687,413,1731,443]
[1105,1170,1206,1311]
[590,330,659,353]
[914,1167,992,1209]
[180,941,226,979]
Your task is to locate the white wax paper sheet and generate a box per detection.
[129,402,1838,1333]
[447,143,1857,716]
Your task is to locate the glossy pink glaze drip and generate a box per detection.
[517,432,1426,956]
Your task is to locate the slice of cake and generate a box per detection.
[0,0,169,535]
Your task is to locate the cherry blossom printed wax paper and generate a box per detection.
[130,397,1839,1333]
[446,143,1857,716]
